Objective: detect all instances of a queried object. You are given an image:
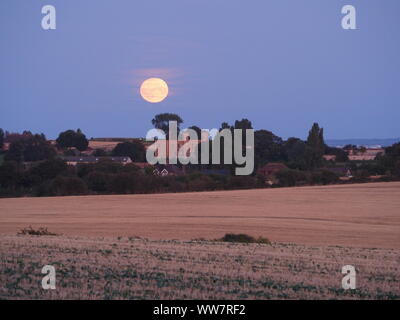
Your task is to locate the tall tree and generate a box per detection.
[0,128,4,149]
[219,122,232,131]
[305,123,325,169]
[151,113,183,139]
[234,119,253,148]
[234,119,252,131]
[188,126,202,139]
[75,129,89,151]
[284,137,307,169]
[254,129,284,166]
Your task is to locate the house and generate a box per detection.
[257,163,288,178]
[348,155,376,161]
[1,142,10,151]
[346,148,385,161]
[61,156,132,166]
[153,164,183,176]
[323,155,337,161]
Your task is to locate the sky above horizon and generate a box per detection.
[1,0,399,140]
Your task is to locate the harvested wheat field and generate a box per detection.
[0,182,400,299]
[0,235,399,299]
[0,182,399,248]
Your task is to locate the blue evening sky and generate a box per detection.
[0,0,399,140]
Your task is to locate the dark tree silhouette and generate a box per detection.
[305,123,325,169]
[5,133,56,162]
[112,141,146,162]
[56,129,89,151]
[0,128,4,149]
[151,113,183,138]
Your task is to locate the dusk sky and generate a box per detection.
[1,0,399,140]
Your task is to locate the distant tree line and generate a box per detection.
[0,115,399,197]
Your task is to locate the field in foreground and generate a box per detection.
[1,182,400,248]
[0,235,399,299]
[1,182,399,299]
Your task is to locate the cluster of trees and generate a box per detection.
[0,158,264,197]
[149,113,341,172]
[5,132,56,162]
[111,141,146,162]
[0,129,90,163]
[347,142,400,180]
[0,115,399,198]
[0,116,333,172]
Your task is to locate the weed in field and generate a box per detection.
[218,233,271,245]
[18,226,58,236]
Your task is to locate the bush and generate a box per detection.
[77,160,125,177]
[309,170,339,185]
[187,174,216,191]
[51,176,88,196]
[18,226,58,236]
[228,176,258,189]
[275,169,307,187]
[29,159,69,182]
[219,233,271,244]
[109,172,138,194]
[0,161,20,189]
[85,171,110,192]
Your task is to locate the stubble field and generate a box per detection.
[0,182,399,299]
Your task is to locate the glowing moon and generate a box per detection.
[140,78,169,103]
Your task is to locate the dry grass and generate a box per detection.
[0,235,399,299]
[0,182,399,248]
[0,182,399,299]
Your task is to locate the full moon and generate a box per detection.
[140,78,169,103]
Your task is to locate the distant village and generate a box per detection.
[0,133,388,178]
[0,114,399,197]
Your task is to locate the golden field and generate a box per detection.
[0,235,399,299]
[0,182,399,248]
[0,182,399,299]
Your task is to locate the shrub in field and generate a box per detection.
[255,236,272,244]
[219,233,271,244]
[18,226,58,236]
